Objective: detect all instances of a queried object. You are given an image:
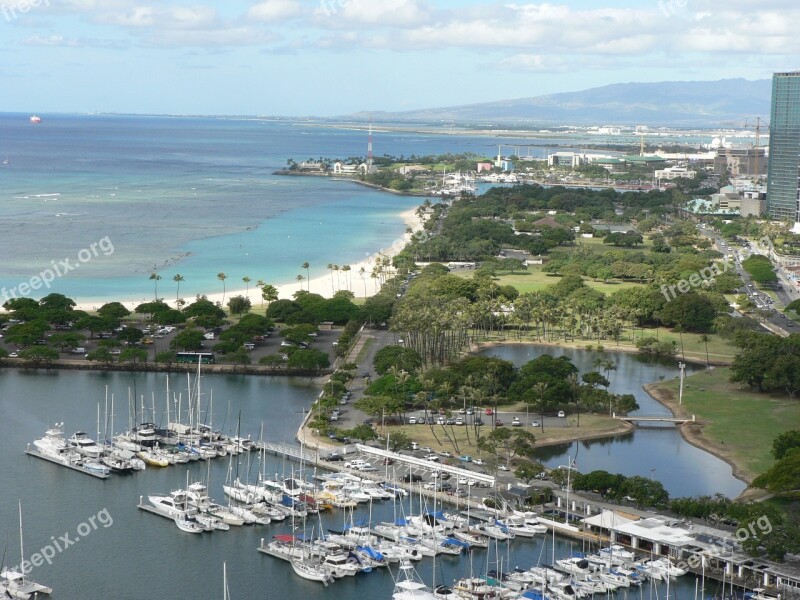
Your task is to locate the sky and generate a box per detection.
[1,0,798,116]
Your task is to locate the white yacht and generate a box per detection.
[148,491,197,519]
[393,561,436,600]
[33,423,81,465]
[67,432,102,458]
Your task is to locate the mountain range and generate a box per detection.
[351,78,772,127]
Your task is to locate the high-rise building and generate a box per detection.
[766,71,800,225]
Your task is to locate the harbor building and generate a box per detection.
[766,71,800,226]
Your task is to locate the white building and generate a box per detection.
[655,166,697,181]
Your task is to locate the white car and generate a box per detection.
[425,454,440,462]
[473,458,484,466]
[557,411,566,418]
[498,464,510,471]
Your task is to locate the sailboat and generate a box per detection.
[0,503,53,597]
[222,562,231,600]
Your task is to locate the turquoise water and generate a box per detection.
[0,114,564,304]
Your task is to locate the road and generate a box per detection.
[699,226,796,333]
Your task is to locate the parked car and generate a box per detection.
[326,454,344,462]
[484,408,493,415]
[511,417,521,427]
[408,417,417,424]
[531,421,539,427]
[557,410,566,418]
[459,455,472,462]
[498,464,510,471]
[472,458,484,466]
[454,418,464,426]
[439,451,453,458]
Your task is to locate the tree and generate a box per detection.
[19,346,59,365]
[301,262,310,291]
[120,347,148,364]
[387,431,413,451]
[242,276,251,298]
[149,272,162,300]
[86,347,114,365]
[287,349,330,371]
[217,272,228,303]
[49,332,86,352]
[373,345,423,375]
[173,274,185,303]
[772,430,800,460]
[698,334,712,369]
[261,284,279,308]
[118,327,144,344]
[620,476,669,508]
[515,463,544,484]
[659,292,717,333]
[344,424,379,443]
[98,302,130,321]
[753,451,800,495]
[477,427,536,466]
[229,347,251,368]
[227,295,252,315]
[296,274,305,291]
[155,350,175,367]
[171,328,205,351]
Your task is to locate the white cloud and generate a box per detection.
[21,34,122,48]
[247,0,302,22]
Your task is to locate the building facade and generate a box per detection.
[767,71,800,222]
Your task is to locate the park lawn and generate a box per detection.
[454,267,644,296]
[656,367,800,479]
[382,414,628,459]
[578,236,654,253]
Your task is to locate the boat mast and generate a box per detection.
[18,501,26,585]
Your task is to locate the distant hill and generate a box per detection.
[351,78,771,127]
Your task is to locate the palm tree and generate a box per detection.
[256,279,266,307]
[333,265,340,291]
[261,284,278,307]
[242,276,252,298]
[149,272,161,301]
[698,334,712,370]
[172,274,184,303]
[568,372,581,427]
[327,263,335,295]
[359,266,367,298]
[296,274,305,290]
[217,272,227,303]
[301,262,310,291]
[342,264,352,291]
[534,381,548,432]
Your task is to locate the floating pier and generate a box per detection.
[25,446,110,479]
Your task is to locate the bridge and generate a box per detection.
[613,413,695,425]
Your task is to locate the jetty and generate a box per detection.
[25,446,110,479]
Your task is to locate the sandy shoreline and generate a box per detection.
[72,207,425,312]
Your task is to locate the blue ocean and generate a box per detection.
[0,114,554,305]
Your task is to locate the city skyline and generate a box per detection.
[1,0,798,116]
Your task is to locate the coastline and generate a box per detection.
[71,207,426,313]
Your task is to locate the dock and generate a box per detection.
[25,447,110,479]
[136,498,172,520]
[256,441,318,463]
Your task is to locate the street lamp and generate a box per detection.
[678,362,686,405]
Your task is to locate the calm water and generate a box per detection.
[480,345,746,499]
[0,369,716,600]
[0,114,559,303]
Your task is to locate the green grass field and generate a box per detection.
[454,267,644,296]
[655,367,800,480]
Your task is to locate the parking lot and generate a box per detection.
[322,444,499,497]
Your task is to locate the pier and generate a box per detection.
[256,441,319,463]
[25,447,110,479]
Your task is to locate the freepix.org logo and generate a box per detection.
[1,236,115,305]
